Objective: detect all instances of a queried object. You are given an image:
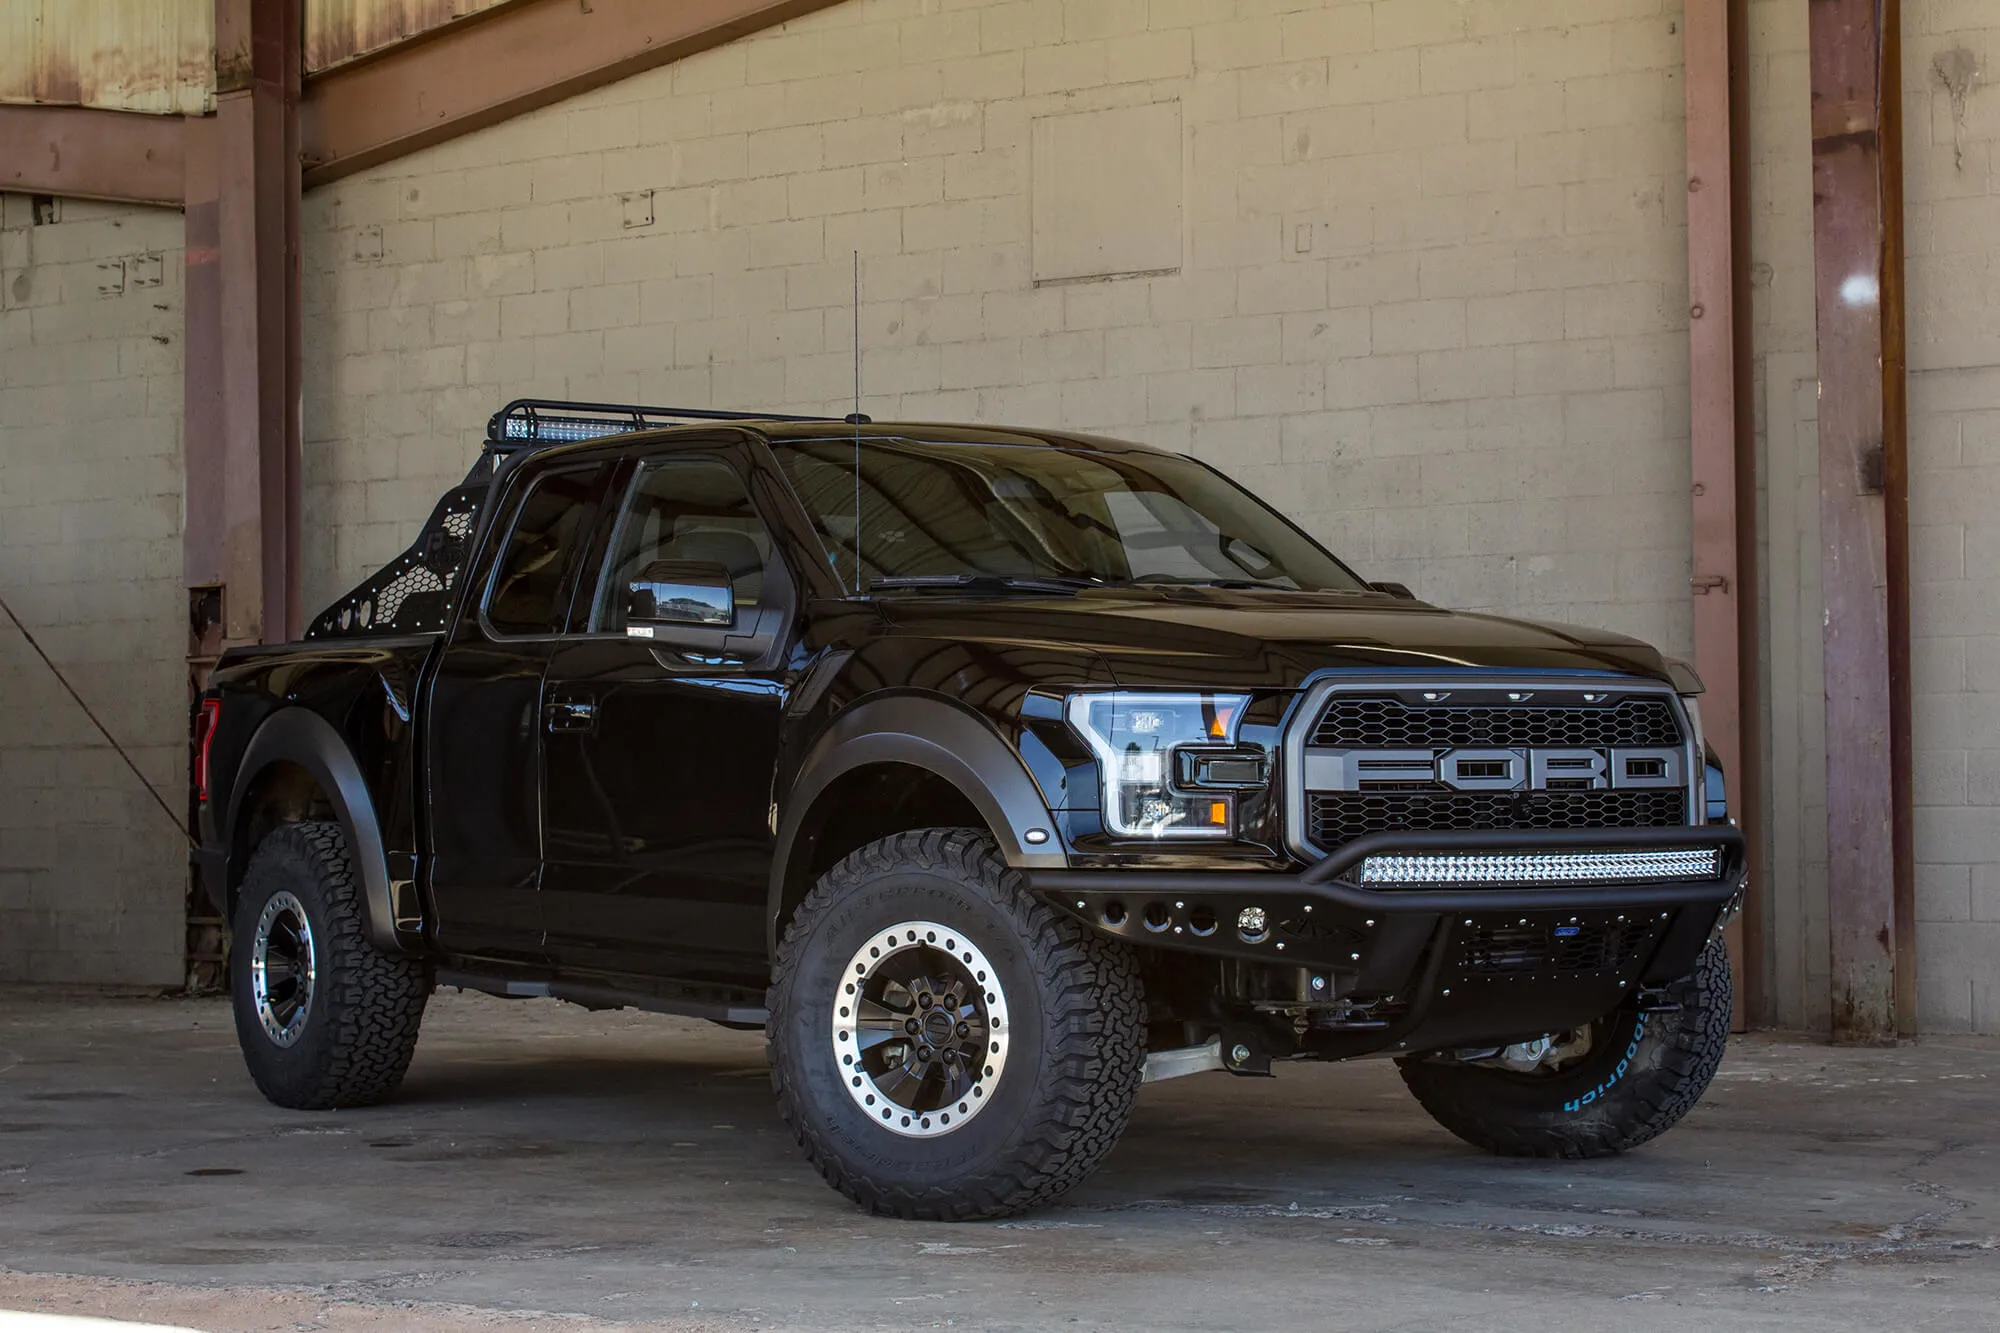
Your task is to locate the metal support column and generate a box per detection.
[191,0,302,648]
[182,0,302,987]
[1682,0,1755,1027]
[1807,0,1914,1042]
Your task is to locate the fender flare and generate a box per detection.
[766,694,1067,952]
[225,707,416,956]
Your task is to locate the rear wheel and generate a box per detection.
[768,828,1145,1220]
[1397,939,1731,1158]
[229,821,431,1110]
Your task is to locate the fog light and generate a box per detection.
[1236,906,1268,942]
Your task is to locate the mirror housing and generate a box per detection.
[626,559,735,631]
[1369,580,1417,600]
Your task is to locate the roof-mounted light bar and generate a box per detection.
[484,398,843,453]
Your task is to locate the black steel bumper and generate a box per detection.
[1027,825,1746,1057]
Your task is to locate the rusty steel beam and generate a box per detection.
[1682,0,1752,1029]
[1807,0,1912,1043]
[298,0,846,188]
[0,103,185,206]
[207,0,304,645]
[183,115,224,594]
[1879,0,1917,1038]
[1727,0,1766,1026]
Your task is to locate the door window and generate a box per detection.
[484,466,600,636]
[593,456,776,634]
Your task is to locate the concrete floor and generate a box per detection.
[0,991,1994,1332]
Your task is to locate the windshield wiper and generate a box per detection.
[1123,575,1281,590]
[866,573,1097,596]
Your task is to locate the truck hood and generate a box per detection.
[871,588,1676,691]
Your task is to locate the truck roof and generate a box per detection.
[485,397,1173,462]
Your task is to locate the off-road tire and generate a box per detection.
[768,828,1146,1220]
[1397,938,1732,1158]
[229,821,431,1110]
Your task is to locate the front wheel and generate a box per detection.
[1398,938,1732,1158]
[768,829,1146,1220]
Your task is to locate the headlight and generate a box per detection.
[1067,691,1253,838]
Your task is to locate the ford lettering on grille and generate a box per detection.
[1303,746,1685,792]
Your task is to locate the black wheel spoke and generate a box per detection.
[857,996,906,1023]
[874,1060,925,1103]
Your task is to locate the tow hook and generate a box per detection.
[1634,987,1683,1013]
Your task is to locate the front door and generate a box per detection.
[540,448,794,984]
[425,460,608,963]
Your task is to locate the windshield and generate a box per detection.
[771,436,1366,594]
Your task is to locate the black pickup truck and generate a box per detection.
[195,398,1744,1220]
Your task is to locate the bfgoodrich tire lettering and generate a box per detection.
[229,821,431,1110]
[768,828,1146,1220]
[1397,939,1732,1158]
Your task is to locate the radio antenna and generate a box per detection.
[848,250,864,592]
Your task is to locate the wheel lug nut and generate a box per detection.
[956,1022,969,1037]
[905,1019,920,1034]
[919,993,932,1008]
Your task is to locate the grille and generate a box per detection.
[1308,789,1686,852]
[1310,695,1682,749]
[1459,918,1654,974]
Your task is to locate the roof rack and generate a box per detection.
[484,398,848,452]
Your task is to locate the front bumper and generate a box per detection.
[1027,824,1745,1057]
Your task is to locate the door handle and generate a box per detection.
[546,695,597,732]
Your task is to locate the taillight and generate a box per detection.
[195,699,222,803]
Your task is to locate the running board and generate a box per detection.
[437,970,769,1027]
[1144,1038,1224,1084]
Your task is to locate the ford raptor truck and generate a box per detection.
[194,397,1745,1221]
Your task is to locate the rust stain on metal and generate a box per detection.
[0,0,215,116]
[304,0,515,73]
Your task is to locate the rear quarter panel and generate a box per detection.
[202,637,436,900]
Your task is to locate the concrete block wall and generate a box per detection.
[302,0,1698,658]
[1747,0,1829,1029]
[1902,1,2000,1030]
[0,195,187,986]
[1754,0,2000,1032]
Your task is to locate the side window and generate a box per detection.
[593,456,776,633]
[484,466,599,636]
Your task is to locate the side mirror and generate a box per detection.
[1369,580,1417,600]
[627,559,735,632]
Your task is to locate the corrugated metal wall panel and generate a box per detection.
[0,0,212,115]
[303,0,510,73]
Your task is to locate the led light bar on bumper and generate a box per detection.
[1067,691,1254,838]
[1357,847,1723,887]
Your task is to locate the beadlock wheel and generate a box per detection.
[769,828,1147,1219]
[250,889,317,1048]
[832,920,1012,1137]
